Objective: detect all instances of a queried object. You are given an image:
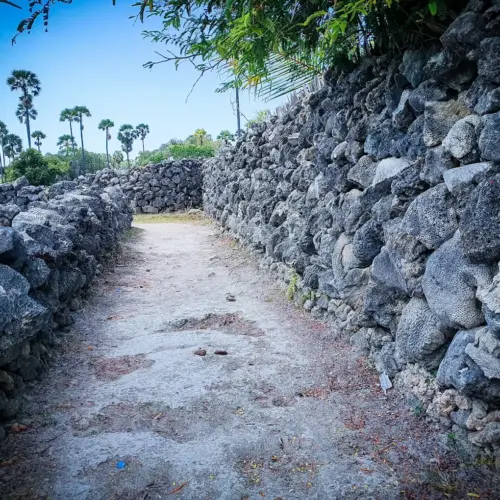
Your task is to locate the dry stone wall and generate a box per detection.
[0,159,202,433]
[0,178,132,437]
[78,160,203,214]
[203,0,500,459]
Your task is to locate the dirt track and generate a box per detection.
[0,219,497,499]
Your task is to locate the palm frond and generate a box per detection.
[250,50,325,101]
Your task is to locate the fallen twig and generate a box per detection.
[167,481,188,495]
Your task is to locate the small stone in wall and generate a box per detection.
[442,162,492,194]
[423,100,470,147]
[372,157,411,186]
[479,112,500,161]
[478,37,500,84]
[442,114,480,163]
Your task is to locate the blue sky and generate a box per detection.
[0,0,283,157]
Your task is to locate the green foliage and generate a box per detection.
[287,269,299,301]
[31,130,45,151]
[137,149,168,166]
[117,124,138,166]
[6,69,41,96]
[15,95,37,124]
[3,133,22,161]
[136,129,217,166]
[136,123,150,150]
[98,118,114,134]
[137,0,462,99]
[73,105,91,123]
[7,148,68,186]
[57,134,76,155]
[193,128,210,146]
[69,149,107,175]
[168,144,215,159]
[246,110,270,128]
[7,69,40,147]
[217,130,234,144]
[9,1,462,99]
[0,120,8,159]
[112,150,125,168]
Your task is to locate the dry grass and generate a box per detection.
[133,210,209,225]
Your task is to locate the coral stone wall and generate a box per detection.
[203,1,500,457]
[79,160,203,214]
[0,178,132,436]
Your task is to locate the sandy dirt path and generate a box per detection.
[0,220,497,499]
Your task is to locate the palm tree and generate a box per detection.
[57,134,75,156]
[117,124,138,168]
[136,123,149,152]
[0,121,8,181]
[72,106,91,173]
[59,108,78,155]
[3,134,22,164]
[217,130,234,144]
[112,150,124,168]
[31,130,46,152]
[15,95,38,141]
[98,119,114,168]
[6,70,41,148]
[193,128,208,146]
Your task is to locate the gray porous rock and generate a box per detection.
[423,100,471,147]
[440,11,486,57]
[437,328,500,404]
[459,174,500,262]
[479,112,500,161]
[421,146,456,185]
[443,162,492,194]
[478,37,500,84]
[395,297,452,369]
[400,184,458,250]
[422,232,493,329]
[441,114,481,163]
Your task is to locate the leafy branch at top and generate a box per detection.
[8,0,463,99]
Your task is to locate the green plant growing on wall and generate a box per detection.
[287,269,299,302]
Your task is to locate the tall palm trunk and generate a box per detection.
[69,121,75,155]
[105,131,110,168]
[37,143,40,152]
[141,138,145,152]
[126,151,130,168]
[79,119,86,174]
[25,109,32,149]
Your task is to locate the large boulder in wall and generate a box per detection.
[400,183,458,250]
[395,297,453,370]
[422,231,493,330]
[459,173,500,262]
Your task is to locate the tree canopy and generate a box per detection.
[8,1,465,99]
[7,148,69,186]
